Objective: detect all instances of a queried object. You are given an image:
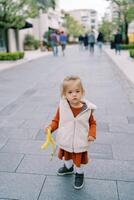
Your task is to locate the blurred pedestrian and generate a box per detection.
[114,29,122,55]
[78,35,84,50]
[50,30,58,56]
[44,76,97,190]
[83,33,88,50]
[59,31,67,56]
[97,31,104,52]
[88,30,95,54]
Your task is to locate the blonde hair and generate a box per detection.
[61,76,85,97]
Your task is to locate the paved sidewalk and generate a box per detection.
[0,45,134,199]
[104,46,134,86]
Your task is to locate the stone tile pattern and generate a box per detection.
[0,46,134,199]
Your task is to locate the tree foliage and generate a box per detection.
[64,14,84,38]
[0,0,57,29]
[0,0,39,28]
[126,5,134,23]
[98,20,116,42]
[36,0,57,10]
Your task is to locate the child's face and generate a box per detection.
[64,81,83,106]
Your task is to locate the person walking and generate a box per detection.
[114,29,122,55]
[83,33,89,50]
[97,31,104,52]
[88,30,96,54]
[44,76,97,190]
[59,31,67,56]
[50,30,58,56]
[78,35,84,50]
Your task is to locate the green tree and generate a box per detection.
[36,0,57,10]
[98,20,116,42]
[0,0,57,29]
[0,0,38,29]
[64,14,85,39]
[106,0,134,43]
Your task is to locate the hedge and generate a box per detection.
[0,52,24,60]
[121,44,134,50]
[129,49,134,59]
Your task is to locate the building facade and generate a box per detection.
[68,9,98,32]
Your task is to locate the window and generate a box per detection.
[91,19,95,23]
[81,16,88,22]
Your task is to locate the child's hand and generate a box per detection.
[44,126,52,134]
[88,135,95,142]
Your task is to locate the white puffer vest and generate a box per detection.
[56,99,97,153]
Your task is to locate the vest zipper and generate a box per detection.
[72,119,76,152]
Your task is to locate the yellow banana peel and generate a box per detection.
[41,128,56,159]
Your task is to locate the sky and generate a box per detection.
[59,0,110,20]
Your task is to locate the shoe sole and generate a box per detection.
[57,171,74,176]
[73,182,84,190]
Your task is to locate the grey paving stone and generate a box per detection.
[0,152,24,172]
[89,143,112,154]
[0,139,55,155]
[38,176,118,200]
[85,159,134,181]
[95,115,128,124]
[22,88,37,97]
[0,118,25,128]
[107,100,134,113]
[19,118,45,129]
[109,122,134,134]
[0,102,20,116]
[95,109,108,117]
[0,138,8,149]
[35,129,46,140]
[0,117,6,127]
[117,181,134,200]
[0,172,45,200]
[16,103,49,119]
[0,198,19,200]
[16,104,38,115]
[0,127,39,140]
[90,152,113,160]
[112,144,134,161]
[16,155,61,175]
[11,110,48,120]
[96,131,134,145]
[127,116,134,124]
[96,122,109,132]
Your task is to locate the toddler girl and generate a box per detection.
[45,76,96,189]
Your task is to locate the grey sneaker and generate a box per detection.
[57,164,74,176]
[74,173,84,189]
